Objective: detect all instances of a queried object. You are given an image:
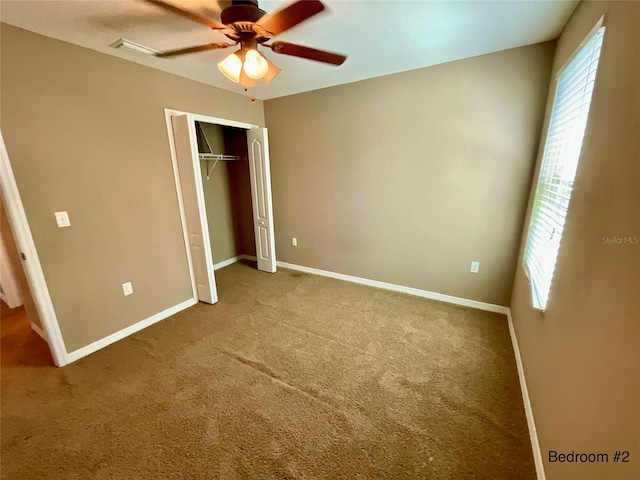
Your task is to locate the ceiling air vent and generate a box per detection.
[109,38,157,56]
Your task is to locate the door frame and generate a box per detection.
[163,109,271,302]
[0,231,23,308]
[170,114,218,304]
[0,131,69,366]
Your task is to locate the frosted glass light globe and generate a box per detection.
[218,52,242,83]
[243,49,269,80]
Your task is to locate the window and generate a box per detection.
[524,24,605,311]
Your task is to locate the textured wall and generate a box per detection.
[510,2,640,479]
[265,43,555,306]
[1,25,264,352]
[198,122,255,264]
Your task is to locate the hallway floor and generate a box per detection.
[1,301,53,368]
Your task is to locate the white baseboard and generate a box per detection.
[66,297,197,363]
[30,322,49,343]
[507,310,545,480]
[64,254,255,363]
[213,256,241,271]
[0,292,22,309]
[61,255,542,479]
[275,261,509,314]
[212,254,258,271]
[274,260,541,477]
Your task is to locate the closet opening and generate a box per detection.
[195,121,256,271]
[165,110,277,306]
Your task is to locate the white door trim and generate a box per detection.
[164,109,197,300]
[0,130,69,366]
[0,233,23,308]
[190,113,259,130]
[164,109,259,299]
[168,113,217,303]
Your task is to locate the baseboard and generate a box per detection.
[275,261,509,314]
[213,256,241,271]
[30,322,49,343]
[274,261,540,476]
[212,254,258,271]
[64,254,256,364]
[66,297,197,363]
[507,310,545,480]
[0,292,22,309]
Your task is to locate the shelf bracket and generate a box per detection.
[206,158,220,179]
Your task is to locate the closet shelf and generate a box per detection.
[199,153,244,179]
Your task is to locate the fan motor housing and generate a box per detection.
[221,1,266,25]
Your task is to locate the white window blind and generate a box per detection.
[524,26,605,310]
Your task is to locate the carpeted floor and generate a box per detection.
[1,261,535,479]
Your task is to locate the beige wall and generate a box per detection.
[197,122,255,263]
[264,43,555,306]
[198,123,238,264]
[223,127,257,258]
[0,24,265,352]
[510,2,640,479]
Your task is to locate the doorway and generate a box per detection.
[1,132,67,366]
[1,199,54,366]
[164,109,277,305]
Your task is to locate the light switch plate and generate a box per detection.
[291,237,298,247]
[470,261,480,274]
[54,211,71,228]
[122,282,133,296]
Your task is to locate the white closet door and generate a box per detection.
[171,115,217,303]
[247,128,277,273]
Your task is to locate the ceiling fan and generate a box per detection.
[145,0,347,88]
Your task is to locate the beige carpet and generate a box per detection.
[1,261,535,479]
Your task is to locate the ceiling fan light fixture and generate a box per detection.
[217,52,242,83]
[243,48,269,80]
[147,0,347,89]
[263,57,281,84]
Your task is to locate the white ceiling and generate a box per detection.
[0,0,578,100]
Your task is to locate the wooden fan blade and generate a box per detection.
[256,0,325,37]
[269,41,346,66]
[155,42,233,58]
[145,0,227,30]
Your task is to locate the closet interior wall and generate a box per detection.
[196,122,256,266]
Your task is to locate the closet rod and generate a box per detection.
[199,154,243,179]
